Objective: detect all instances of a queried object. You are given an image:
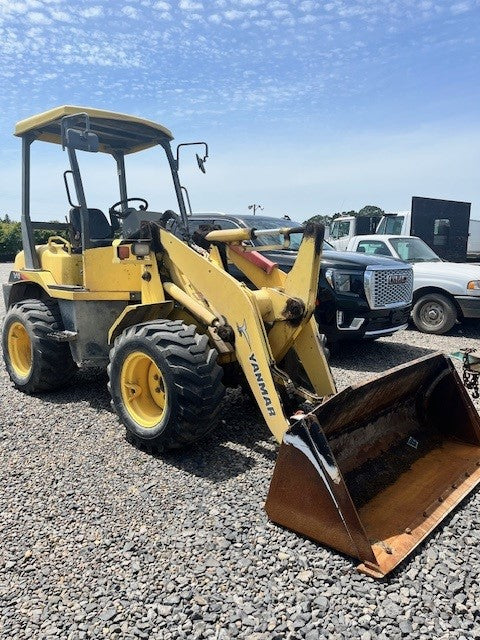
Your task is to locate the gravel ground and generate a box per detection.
[1,260,480,640]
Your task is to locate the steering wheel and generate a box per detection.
[109,198,149,219]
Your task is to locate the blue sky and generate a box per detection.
[0,0,479,220]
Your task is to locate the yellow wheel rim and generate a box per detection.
[7,321,32,378]
[120,351,167,428]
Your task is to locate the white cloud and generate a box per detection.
[153,0,170,9]
[450,2,471,14]
[272,9,291,18]
[79,6,103,18]
[254,18,271,27]
[224,9,244,20]
[267,1,286,10]
[49,9,71,22]
[299,0,315,11]
[180,0,203,10]
[121,5,139,18]
[27,11,51,24]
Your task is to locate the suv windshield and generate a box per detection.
[251,217,334,251]
[390,237,441,263]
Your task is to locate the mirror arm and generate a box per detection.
[176,142,209,169]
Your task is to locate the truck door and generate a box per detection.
[411,196,471,262]
[329,219,352,251]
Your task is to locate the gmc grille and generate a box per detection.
[364,266,413,309]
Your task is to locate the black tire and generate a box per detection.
[2,298,77,393]
[412,293,457,334]
[108,320,225,453]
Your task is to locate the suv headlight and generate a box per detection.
[467,280,480,290]
[325,269,351,292]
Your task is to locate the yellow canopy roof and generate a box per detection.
[14,105,174,154]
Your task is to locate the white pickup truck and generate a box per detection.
[346,234,480,334]
[376,211,480,260]
[329,205,480,261]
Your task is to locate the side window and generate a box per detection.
[188,219,205,234]
[188,218,239,233]
[213,219,240,230]
[356,240,391,256]
[337,221,350,238]
[380,217,404,235]
[433,218,450,247]
[391,218,404,235]
[330,220,349,239]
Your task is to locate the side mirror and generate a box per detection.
[196,153,207,174]
[176,142,209,173]
[65,127,99,153]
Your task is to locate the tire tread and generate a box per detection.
[108,319,225,453]
[3,298,76,393]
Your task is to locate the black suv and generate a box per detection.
[189,214,413,344]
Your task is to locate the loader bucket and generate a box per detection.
[265,353,480,578]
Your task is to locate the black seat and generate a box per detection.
[373,246,390,256]
[70,208,114,248]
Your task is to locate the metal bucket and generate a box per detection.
[265,353,480,577]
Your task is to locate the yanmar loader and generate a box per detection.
[3,106,480,578]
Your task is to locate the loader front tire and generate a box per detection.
[108,320,225,453]
[2,298,76,393]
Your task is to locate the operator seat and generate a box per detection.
[69,207,114,249]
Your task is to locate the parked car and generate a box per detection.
[346,234,480,334]
[188,214,413,345]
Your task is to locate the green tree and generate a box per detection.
[0,221,22,261]
[0,220,68,262]
[358,205,384,217]
[306,211,345,226]
[33,227,67,244]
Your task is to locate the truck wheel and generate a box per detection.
[108,320,225,453]
[2,298,77,393]
[412,293,457,334]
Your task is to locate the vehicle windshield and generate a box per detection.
[251,217,334,251]
[377,216,404,235]
[390,237,441,263]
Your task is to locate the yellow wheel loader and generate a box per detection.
[3,106,480,578]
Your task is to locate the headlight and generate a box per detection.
[132,241,151,257]
[325,269,351,292]
[467,280,480,290]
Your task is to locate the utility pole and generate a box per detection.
[248,204,263,216]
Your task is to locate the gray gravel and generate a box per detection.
[1,260,480,640]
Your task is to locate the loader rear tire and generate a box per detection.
[2,298,77,393]
[108,320,225,453]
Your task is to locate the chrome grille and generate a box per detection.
[364,267,413,309]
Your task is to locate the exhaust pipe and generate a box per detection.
[265,353,480,577]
